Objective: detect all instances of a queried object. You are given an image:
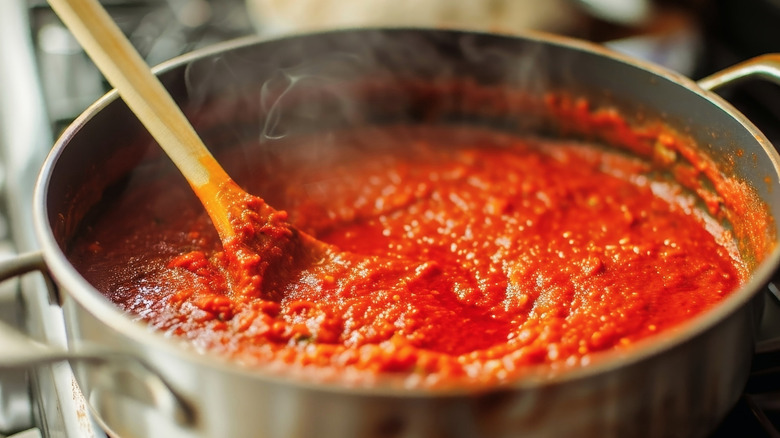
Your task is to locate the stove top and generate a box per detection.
[714,290,780,437]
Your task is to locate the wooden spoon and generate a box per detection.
[48,0,326,298]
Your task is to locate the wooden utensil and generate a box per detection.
[47,0,325,298]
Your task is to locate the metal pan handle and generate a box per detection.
[0,251,197,432]
[696,54,780,355]
[697,53,780,91]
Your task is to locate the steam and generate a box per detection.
[258,52,366,140]
[456,32,549,92]
[247,31,554,141]
[176,29,564,174]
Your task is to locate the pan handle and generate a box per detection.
[0,251,197,431]
[696,54,780,354]
[697,53,780,91]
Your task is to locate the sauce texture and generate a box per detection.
[68,125,745,386]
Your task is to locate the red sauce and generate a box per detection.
[68,125,745,386]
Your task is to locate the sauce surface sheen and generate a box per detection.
[68,125,744,386]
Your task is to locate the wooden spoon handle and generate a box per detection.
[47,0,231,188]
[48,0,237,236]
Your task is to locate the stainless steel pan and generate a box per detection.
[2,29,780,438]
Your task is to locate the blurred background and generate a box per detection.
[14,0,780,135]
[1,0,779,437]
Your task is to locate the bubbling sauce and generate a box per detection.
[68,125,745,386]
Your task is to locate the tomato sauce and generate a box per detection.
[67,125,746,386]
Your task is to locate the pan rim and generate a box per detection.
[33,27,780,397]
